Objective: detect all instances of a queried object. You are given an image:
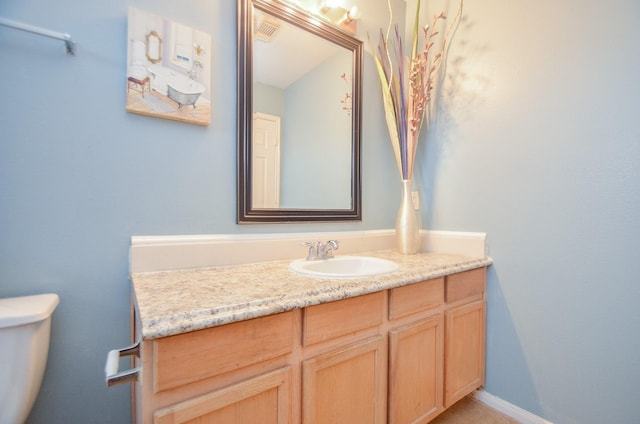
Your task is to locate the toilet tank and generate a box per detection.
[0,294,59,424]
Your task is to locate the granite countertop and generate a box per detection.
[131,251,492,340]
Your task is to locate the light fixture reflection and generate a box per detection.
[316,0,360,33]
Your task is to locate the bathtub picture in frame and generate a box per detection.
[126,7,211,126]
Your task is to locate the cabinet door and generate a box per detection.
[445,300,486,407]
[388,314,444,424]
[302,337,386,424]
[153,367,293,424]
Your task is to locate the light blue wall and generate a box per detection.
[0,1,399,422]
[3,0,638,423]
[253,82,284,117]
[415,0,640,423]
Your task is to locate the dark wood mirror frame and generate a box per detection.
[237,0,363,223]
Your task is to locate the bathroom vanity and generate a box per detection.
[127,250,490,424]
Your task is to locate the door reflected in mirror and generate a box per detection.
[238,0,362,223]
[252,112,281,208]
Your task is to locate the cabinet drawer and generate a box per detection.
[389,277,444,320]
[153,311,295,392]
[303,292,383,346]
[154,367,293,424]
[445,268,486,304]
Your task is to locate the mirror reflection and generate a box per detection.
[253,12,353,209]
[238,0,363,223]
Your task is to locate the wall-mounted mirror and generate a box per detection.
[238,0,363,223]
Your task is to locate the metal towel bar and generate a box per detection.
[0,17,76,54]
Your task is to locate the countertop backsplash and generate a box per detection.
[130,229,487,273]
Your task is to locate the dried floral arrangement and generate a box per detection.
[373,0,463,180]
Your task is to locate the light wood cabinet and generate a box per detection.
[444,268,487,408]
[388,277,445,424]
[301,292,386,424]
[389,315,444,424]
[132,268,486,424]
[445,300,486,407]
[303,337,386,424]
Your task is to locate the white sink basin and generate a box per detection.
[289,256,399,279]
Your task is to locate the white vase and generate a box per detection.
[396,179,420,254]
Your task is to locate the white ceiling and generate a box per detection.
[253,12,341,89]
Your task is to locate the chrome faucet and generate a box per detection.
[302,240,339,260]
[318,240,339,259]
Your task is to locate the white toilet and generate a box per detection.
[0,293,59,424]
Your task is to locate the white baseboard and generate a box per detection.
[472,390,553,424]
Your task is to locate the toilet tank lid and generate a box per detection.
[0,294,59,328]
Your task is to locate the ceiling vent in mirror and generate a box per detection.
[254,13,281,42]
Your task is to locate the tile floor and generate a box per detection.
[430,396,520,424]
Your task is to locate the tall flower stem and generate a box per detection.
[372,0,463,181]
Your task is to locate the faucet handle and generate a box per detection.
[302,241,316,260]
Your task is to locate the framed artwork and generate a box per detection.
[126,7,212,126]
